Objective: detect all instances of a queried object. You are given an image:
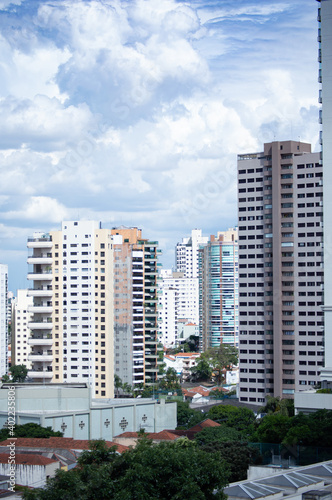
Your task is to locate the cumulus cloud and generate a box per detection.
[2,196,69,222]
[0,0,321,290]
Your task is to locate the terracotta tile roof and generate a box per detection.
[0,453,57,466]
[114,431,178,441]
[0,438,128,454]
[174,353,200,358]
[188,419,221,433]
[183,385,226,397]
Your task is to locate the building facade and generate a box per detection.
[0,264,8,377]
[158,270,199,347]
[199,229,238,351]
[237,141,323,404]
[27,221,115,398]
[111,227,161,388]
[317,0,332,386]
[11,289,33,368]
[175,229,209,278]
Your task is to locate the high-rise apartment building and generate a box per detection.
[27,221,114,398]
[199,228,239,351]
[158,270,199,347]
[237,141,323,404]
[317,0,332,386]
[11,289,33,368]
[110,227,161,387]
[176,229,209,278]
[0,264,8,377]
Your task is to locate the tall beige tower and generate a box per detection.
[27,221,114,398]
[237,141,323,404]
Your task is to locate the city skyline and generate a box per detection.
[0,0,320,291]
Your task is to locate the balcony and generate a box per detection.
[28,305,53,314]
[29,370,53,379]
[28,320,53,330]
[27,271,53,281]
[27,287,52,297]
[28,337,53,346]
[27,242,52,251]
[27,256,53,265]
[28,352,53,362]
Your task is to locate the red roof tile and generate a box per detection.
[0,438,128,454]
[114,431,178,441]
[0,453,57,466]
[188,419,221,433]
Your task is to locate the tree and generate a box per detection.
[199,441,262,483]
[176,401,205,429]
[194,425,242,446]
[114,374,122,397]
[23,438,230,500]
[253,413,290,444]
[159,367,181,391]
[0,423,62,442]
[201,345,238,385]
[259,396,294,417]
[207,405,256,435]
[9,364,28,383]
[190,358,213,381]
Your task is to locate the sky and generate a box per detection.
[0,0,320,292]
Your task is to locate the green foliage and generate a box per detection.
[176,401,206,429]
[0,423,62,442]
[1,374,10,382]
[190,359,213,381]
[9,364,28,383]
[78,439,118,466]
[192,345,238,384]
[200,441,262,483]
[259,396,294,417]
[194,425,242,445]
[159,367,181,391]
[182,335,200,352]
[207,405,256,436]
[253,409,332,447]
[253,413,290,444]
[23,438,229,500]
[316,388,332,394]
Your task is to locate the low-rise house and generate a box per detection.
[0,453,60,488]
[182,385,229,404]
[164,352,200,380]
[113,430,179,447]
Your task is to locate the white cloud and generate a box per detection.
[3,197,69,223]
[0,0,321,290]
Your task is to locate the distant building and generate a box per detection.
[0,264,8,378]
[158,270,198,347]
[199,228,238,350]
[164,352,200,380]
[175,229,209,278]
[11,289,33,368]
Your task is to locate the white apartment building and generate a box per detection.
[11,289,33,368]
[175,229,209,278]
[158,270,198,347]
[27,221,114,398]
[237,141,323,405]
[0,265,8,377]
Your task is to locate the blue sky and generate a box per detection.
[0,0,320,291]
